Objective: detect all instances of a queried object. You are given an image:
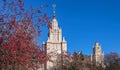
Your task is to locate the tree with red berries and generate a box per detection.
[0,0,50,70]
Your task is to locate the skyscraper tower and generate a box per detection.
[44,4,67,70]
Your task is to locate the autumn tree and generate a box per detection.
[54,51,84,70]
[0,0,50,70]
[86,62,105,70]
[104,52,120,70]
[70,51,84,70]
[50,51,73,70]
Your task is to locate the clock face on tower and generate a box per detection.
[96,47,101,54]
[97,47,100,50]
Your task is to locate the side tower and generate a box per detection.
[45,4,67,70]
[93,42,104,65]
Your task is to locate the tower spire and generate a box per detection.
[52,3,56,18]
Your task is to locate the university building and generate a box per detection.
[41,4,104,70]
[42,4,67,70]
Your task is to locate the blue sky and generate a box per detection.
[24,0,120,55]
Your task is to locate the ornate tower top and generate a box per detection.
[52,4,56,18]
[93,42,102,55]
[51,4,58,30]
[95,41,99,47]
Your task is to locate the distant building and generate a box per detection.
[42,4,67,70]
[83,42,105,70]
[92,42,104,66]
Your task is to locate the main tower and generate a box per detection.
[44,4,67,70]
